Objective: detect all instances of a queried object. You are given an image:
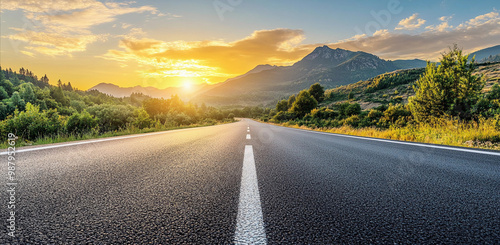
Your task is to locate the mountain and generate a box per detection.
[88,82,213,99]
[391,59,427,69]
[194,46,426,106]
[480,54,500,63]
[470,45,500,62]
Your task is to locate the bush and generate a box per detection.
[66,110,99,135]
[4,103,63,140]
[310,107,338,119]
[87,104,134,132]
[132,108,152,129]
[378,104,412,128]
[345,103,361,116]
[273,111,296,122]
[345,115,360,127]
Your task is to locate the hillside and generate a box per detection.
[470,45,500,61]
[323,62,500,110]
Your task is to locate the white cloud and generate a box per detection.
[331,11,500,61]
[426,16,453,32]
[373,29,390,36]
[1,0,166,56]
[395,13,426,30]
[458,11,499,29]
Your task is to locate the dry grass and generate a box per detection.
[273,118,500,150]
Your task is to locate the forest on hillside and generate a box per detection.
[0,67,267,146]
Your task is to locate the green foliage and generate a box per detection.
[4,103,63,140]
[310,107,338,119]
[290,90,318,118]
[365,69,424,93]
[70,100,87,112]
[287,94,296,108]
[487,84,500,100]
[131,108,152,129]
[345,103,361,116]
[409,46,484,122]
[0,87,8,100]
[378,104,412,128]
[50,86,70,107]
[347,91,354,100]
[19,83,36,103]
[66,110,98,134]
[276,99,288,112]
[344,115,360,127]
[87,104,134,132]
[308,83,325,103]
[273,111,296,121]
[10,92,25,111]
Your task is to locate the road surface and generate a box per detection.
[1,119,499,244]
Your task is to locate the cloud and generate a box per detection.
[1,0,162,56]
[373,29,390,37]
[6,29,105,56]
[100,28,313,82]
[395,13,426,30]
[458,11,499,28]
[330,11,500,60]
[426,16,453,32]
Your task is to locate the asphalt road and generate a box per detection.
[1,119,500,244]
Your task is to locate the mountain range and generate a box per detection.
[89,44,500,106]
[470,45,500,62]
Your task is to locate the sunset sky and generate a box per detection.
[1,0,499,90]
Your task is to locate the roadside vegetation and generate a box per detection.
[262,46,500,150]
[0,67,264,148]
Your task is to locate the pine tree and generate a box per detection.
[409,45,484,122]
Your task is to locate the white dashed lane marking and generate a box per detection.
[234,145,267,244]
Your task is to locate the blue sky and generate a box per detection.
[1,0,499,89]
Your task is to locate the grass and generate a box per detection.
[268,117,500,150]
[1,120,235,149]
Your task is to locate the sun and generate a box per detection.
[182,80,193,90]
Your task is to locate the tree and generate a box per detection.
[290,90,318,118]
[50,86,70,106]
[0,87,8,100]
[409,45,484,122]
[10,92,25,111]
[276,99,288,112]
[308,83,325,103]
[287,94,296,108]
[19,83,36,103]
[0,72,14,95]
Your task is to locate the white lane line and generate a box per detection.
[247,130,250,132]
[0,126,212,155]
[235,145,267,244]
[280,125,500,157]
[246,134,251,140]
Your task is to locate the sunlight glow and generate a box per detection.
[182,80,193,90]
